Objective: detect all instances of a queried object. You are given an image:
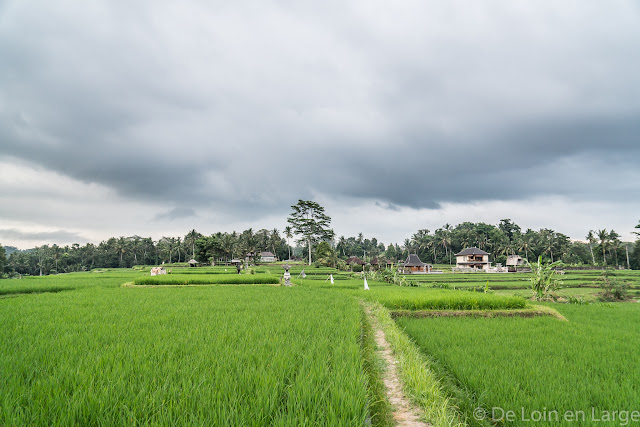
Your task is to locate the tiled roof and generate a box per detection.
[454,247,490,256]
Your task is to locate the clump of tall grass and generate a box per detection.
[362,288,526,311]
[133,274,280,286]
[366,265,418,287]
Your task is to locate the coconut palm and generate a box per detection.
[115,237,128,266]
[586,230,597,265]
[220,233,235,264]
[284,226,293,260]
[597,229,608,266]
[608,230,621,266]
[269,228,280,257]
[185,229,200,259]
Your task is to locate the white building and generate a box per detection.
[454,247,491,271]
[259,251,277,262]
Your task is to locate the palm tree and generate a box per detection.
[241,228,257,265]
[185,229,199,259]
[519,233,533,262]
[597,229,608,266]
[129,236,141,265]
[608,230,621,266]
[158,237,176,264]
[175,237,183,263]
[539,229,555,262]
[115,237,128,267]
[586,230,597,265]
[438,231,452,265]
[269,228,280,257]
[284,226,293,261]
[476,234,489,250]
[51,244,62,273]
[221,233,235,264]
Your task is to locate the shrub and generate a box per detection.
[527,256,563,301]
[596,271,629,301]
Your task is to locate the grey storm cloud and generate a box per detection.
[154,207,197,222]
[0,228,87,243]
[1,0,639,220]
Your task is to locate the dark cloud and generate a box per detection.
[154,207,197,221]
[375,202,401,212]
[1,0,639,223]
[0,228,87,244]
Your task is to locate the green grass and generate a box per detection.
[397,303,640,426]
[1,271,148,295]
[364,301,465,426]
[0,285,370,425]
[3,267,639,426]
[360,306,394,426]
[359,287,527,310]
[133,274,281,286]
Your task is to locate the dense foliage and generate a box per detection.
[2,218,638,277]
[3,229,291,276]
[336,219,636,268]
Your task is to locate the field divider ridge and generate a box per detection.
[389,305,567,321]
[361,300,466,427]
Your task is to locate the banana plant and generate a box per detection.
[527,255,563,300]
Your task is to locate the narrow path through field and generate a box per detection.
[366,307,431,427]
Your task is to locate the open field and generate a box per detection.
[0,281,370,425]
[397,303,640,426]
[2,266,639,425]
[356,287,526,311]
[133,274,281,286]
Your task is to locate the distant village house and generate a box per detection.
[345,256,365,270]
[506,255,525,266]
[454,247,491,271]
[259,252,277,262]
[401,254,431,274]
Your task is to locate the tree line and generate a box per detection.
[331,219,639,269]
[0,228,293,277]
[1,218,640,278]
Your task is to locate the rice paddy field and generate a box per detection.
[2,266,640,426]
[398,303,640,426]
[0,281,369,425]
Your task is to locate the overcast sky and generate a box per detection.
[1,0,639,249]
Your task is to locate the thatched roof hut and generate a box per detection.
[345,256,365,265]
[402,254,431,273]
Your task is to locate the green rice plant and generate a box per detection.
[359,287,526,311]
[0,286,370,425]
[0,283,74,296]
[364,301,466,426]
[133,274,280,286]
[360,306,394,426]
[397,303,640,426]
